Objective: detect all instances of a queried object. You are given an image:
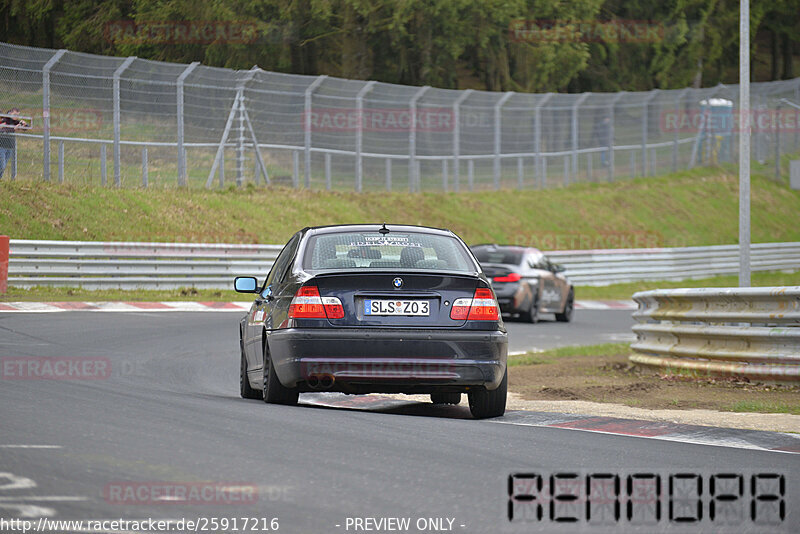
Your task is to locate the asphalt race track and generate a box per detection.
[1,310,798,533]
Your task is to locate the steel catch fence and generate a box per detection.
[2,41,800,190]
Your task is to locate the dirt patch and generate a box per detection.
[509,350,800,421]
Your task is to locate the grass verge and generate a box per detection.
[3,164,800,247]
[509,343,800,415]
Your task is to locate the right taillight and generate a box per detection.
[450,287,499,321]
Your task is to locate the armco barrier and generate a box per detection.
[0,235,9,294]
[9,240,283,290]
[630,287,800,381]
[7,239,800,290]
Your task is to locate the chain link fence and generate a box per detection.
[2,41,800,190]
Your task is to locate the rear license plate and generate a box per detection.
[364,299,430,316]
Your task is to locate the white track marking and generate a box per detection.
[0,445,62,449]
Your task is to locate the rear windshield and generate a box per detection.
[303,231,475,272]
[472,247,524,266]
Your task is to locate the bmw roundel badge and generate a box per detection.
[392,277,403,288]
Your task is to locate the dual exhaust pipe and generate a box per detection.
[307,374,335,390]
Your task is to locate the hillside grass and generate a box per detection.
[2,163,800,246]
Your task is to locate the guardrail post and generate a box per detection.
[608,92,625,182]
[142,147,148,187]
[176,61,199,187]
[42,49,66,183]
[0,235,8,294]
[642,90,658,177]
[409,86,430,192]
[113,56,136,188]
[571,92,590,184]
[493,91,514,190]
[534,93,553,189]
[304,75,327,189]
[452,89,472,193]
[355,80,376,192]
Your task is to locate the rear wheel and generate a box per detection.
[468,369,507,419]
[240,339,261,400]
[519,295,539,323]
[430,392,461,405]
[262,345,299,405]
[556,290,574,323]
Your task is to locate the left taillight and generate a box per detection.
[450,287,500,321]
[288,286,344,319]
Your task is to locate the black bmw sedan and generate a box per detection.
[234,224,508,419]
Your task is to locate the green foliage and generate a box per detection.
[2,0,797,91]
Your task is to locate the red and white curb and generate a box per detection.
[0,300,636,313]
[0,301,253,313]
[302,393,800,454]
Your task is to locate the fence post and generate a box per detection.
[11,141,16,180]
[355,80,377,193]
[57,141,64,183]
[517,157,524,188]
[571,92,590,183]
[534,93,553,189]
[100,144,107,185]
[0,235,8,295]
[673,88,689,172]
[795,83,800,150]
[385,158,392,191]
[325,152,332,190]
[176,61,199,187]
[467,159,474,191]
[775,100,781,180]
[142,147,148,187]
[304,75,327,189]
[292,150,300,188]
[112,56,136,188]
[41,49,66,183]
[452,89,472,193]
[493,91,514,190]
[642,90,658,177]
[409,86,430,192]
[608,92,625,182]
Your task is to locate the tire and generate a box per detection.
[240,339,261,400]
[556,290,574,323]
[518,295,539,324]
[468,369,507,419]
[430,392,461,405]
[262,344,299,405]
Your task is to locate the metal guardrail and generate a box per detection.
[630,287,800,381]
[7,240,800,290]
[9,240,283,290]
[549,242,800,285]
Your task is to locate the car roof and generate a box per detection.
[470,243,543,255]
[303,224,455,238]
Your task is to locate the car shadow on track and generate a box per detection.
[299,393,475,420]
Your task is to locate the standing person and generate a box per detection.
[0,108,28,179]
[596,115,611,167]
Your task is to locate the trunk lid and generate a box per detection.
[311,271,481,327]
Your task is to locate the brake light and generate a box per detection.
[493,272,521,283]
[288,286,344,319]
[449,287,499,321]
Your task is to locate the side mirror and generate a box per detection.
[553,264,566,273]
[234,276,258,293]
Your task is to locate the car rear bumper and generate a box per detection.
[268,328,507,393]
